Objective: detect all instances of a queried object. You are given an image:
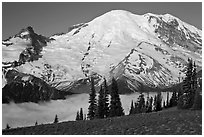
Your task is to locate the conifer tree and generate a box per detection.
[79,108,84,120]
[35,121,38,126]
[134,102,139,114]
[178,58,195,109]
[96,85,105,119]
[145,93,150,112]
[169,91,178,107]
[155,92,162,111]
[109,77,124,117]
[146,96,153,113]
[166,92,169,108]
[87,77,97,120]
[163,101,166,108]
[191,87,202,110]
[103,78,109,118]
[137,93,146,113]
[54,115,58,123]
[129,100,135,115]
[191,62,197,106]
[153,95,157,111]
[76,111,80,121]
[6,124,10,130]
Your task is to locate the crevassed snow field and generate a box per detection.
[2,92,171,129]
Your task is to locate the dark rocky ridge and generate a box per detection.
[2,69,72,104]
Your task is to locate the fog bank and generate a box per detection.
[2,92,171,129]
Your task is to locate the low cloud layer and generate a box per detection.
[2,92,171,129]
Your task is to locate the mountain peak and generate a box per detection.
[94,9,133,21]
[18,26,35,36]
[25,26,35,33]
[105,10,131,15]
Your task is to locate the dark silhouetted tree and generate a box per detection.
[163,101,166,108]
[134,102,139,114]
[76,111,80,121]
[155,92,162,111]
[129,100,135,115]
[169,91,178,107]
[6,124,10,130]
[191,62,197,106]
[109,77,124,117]
[80,108,84,120]
[54,115,58,123]
[146,96,153,113]
[145,93,150,112]
[178,59,195,109]
[153,95,157,111]
[137,93,146,113]
[166,92,169,107]
[35,121,38,126]
[96,85,105,119]
[191,87,202,110]
[87,77,97,120]
[103,78,109,118]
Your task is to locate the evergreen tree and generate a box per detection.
[134,102,139,114]
[155,92,162,111]
[35,121,38,126]
[103,78,109,118]
[166,92,169,108]
[153,95,157,111]
[6,124,10,130]
[163,101,166,108]
[169,91,178,107]
[145,93,150,112]
[129,100,135,115]
[137,93,146,113]
[109,77,124,117]
[178,59,195,109]
[191,62,197,106]
[96,85,105,119]
[87,77,97,120]
[79,108,84,120]
[146,97,153,113]
[191,87,202,110]
[54,114,58,123]
[76,111,80,121]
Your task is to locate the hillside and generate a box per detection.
[2,108,202,135]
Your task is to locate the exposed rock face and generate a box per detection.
[2,69,72,103]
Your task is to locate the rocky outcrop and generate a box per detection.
[2,69,72,104]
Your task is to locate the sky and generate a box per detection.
[2,2,202,40]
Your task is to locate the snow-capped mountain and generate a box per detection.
[2,10,202,98]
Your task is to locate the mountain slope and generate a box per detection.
[2,10,202,99]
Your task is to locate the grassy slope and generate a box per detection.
[2,108,202,135]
